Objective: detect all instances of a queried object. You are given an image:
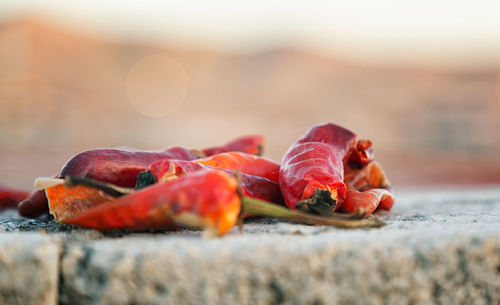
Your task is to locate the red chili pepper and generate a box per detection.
[57,169,384,234]
[148,159,284,207]
[201,135,264,156]
[18,136,266,218]
[64,170,242,235]
[279,123,390,216]
[195,152,280,183]
[280,142,346,213]
[0,185,29,210]
[279,123,355,213]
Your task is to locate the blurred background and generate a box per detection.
[1,0,500,190]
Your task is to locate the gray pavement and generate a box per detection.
[0,187,499,304]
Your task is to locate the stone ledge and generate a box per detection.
[0,188,499,304]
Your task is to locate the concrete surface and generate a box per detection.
[0,187,499,304]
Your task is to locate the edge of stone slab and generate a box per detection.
[56,232,500,305]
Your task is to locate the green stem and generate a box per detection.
[241,196,385,229]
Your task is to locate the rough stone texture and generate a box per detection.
[0,233,60,305]
[54,188,500,305]
[0,188,499,304]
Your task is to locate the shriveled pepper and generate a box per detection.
[18,135,266,218]
[280,124,355,213]
[195,152,280,183]
[279,123,392,216]
[0,185,29,210]
[42,171,384,235]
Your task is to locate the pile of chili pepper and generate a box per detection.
[2,124,394,236]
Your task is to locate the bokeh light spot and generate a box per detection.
[126,55,188,118]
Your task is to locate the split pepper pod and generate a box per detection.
[18,135,265,218]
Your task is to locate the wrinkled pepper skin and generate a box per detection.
[19,136,265,218]
[64,170,241,235]
[202,135,264,156]
[0,185,29,210]
[279,123,360,210]
[195,152,280,183]
[150,160,284,206]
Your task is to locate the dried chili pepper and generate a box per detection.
[194,152,280,183]
[0,185,29,210]
[279,123,391,216]
[18,136,265,218]
[279,123,354,214]
[45,171,384,235]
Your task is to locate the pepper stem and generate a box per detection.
[295,189,337,216]
[241,196,385,229]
